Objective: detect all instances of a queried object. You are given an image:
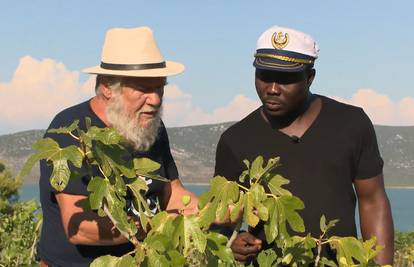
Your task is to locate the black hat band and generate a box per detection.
[100,61,166,70]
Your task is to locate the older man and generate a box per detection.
[38,27,197,266]
[214,26,394,265]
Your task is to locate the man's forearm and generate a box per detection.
[359,194,394,265]
[67,210,131,245]
[56,193,133,246]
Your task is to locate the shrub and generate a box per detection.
[0,161,42,266]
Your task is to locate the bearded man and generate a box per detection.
[37,27,197,266]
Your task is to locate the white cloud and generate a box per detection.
[1,57,412,135]
[0,56,94,134]
[332,89,414,126]
[162,85,260,127]
[399,97,414,124]
[0,56,259,134]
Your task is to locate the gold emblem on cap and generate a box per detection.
[271,32,289,49]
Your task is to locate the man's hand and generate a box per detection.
[164,179,199,215]
[131,216,149,241]
[231,232,262,263]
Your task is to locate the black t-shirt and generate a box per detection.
[215,96,383,242]
[38,100,178,266]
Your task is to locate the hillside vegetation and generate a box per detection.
[0,123,413,186]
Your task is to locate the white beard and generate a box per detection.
[106,93,162,152]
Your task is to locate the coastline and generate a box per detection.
[183,182,210,186]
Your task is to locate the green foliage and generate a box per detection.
[328,236,381,266]
[278,235,316,266]
[181,195,192,207]
[18,120,404,266]
[0,161,21,210]
[89,254,135,267]
[173,214,207,256]
[257,248,277,266]
[198,176,239,227]
[394,231,414,266]
[0,162,41,266]
[19,138,82,191]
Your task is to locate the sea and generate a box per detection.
[20,184,414,232]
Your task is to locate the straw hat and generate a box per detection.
[82,27,184,77]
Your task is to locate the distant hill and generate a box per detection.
[0,123,413,187]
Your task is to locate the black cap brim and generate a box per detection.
[253,57,309,72]
[253,48,315,72]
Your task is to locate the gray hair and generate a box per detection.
[95,75,123,95]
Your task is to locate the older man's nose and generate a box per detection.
[146,91,162,107]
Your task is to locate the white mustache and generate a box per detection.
[137,106,159,114]
[106,94,162,151]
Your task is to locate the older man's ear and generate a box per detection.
[99,82,113,99]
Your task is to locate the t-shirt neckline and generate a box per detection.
[258,94,326,143]
[87,98,107,128]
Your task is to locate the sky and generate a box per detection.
[0,0,413,135]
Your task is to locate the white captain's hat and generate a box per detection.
[253,26,320,72]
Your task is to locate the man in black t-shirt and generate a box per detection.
[38,27,198,266]
[214,26,394,265]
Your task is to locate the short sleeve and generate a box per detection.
[354,110,384,180]
[40,117,90,196]
[159,124,179,181]
[214,134,242,182]
[40,159,90,196]
[213,134,244,237]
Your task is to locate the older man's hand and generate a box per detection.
[231,232,262,263]
[165,180,199,215]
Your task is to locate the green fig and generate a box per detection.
[181,195,191,207]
